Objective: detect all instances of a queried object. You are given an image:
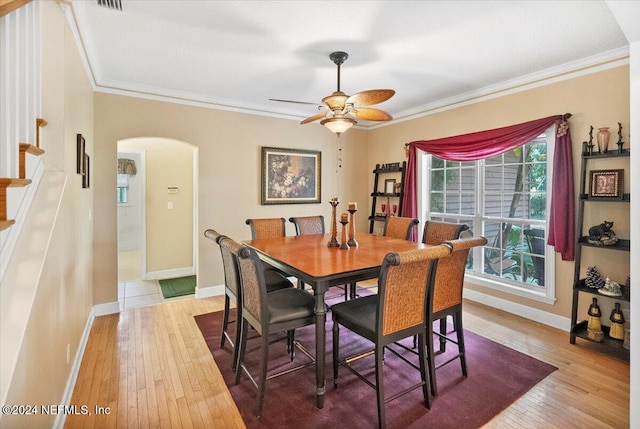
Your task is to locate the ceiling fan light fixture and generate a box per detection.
[321,117,356,135]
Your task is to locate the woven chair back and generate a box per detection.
[432,236,487,313]
[378,245,451,336]
[246,218,286,239]
[422,220,469,245]
[289,215,325,235]
[221,237,266,333]
[383,216,419,240]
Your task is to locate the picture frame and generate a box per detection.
[384,178,396,194]
[589,169,623,200]
[261,146,321,205]
[77,134,86,175]
[82,154,90,189]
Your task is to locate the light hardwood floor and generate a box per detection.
[65,296,629,428]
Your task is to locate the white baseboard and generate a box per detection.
[53,307,96,429]
[145,267,195,280]
[463,288,571,332]
[195,284,224,299]
[93,301,121,316]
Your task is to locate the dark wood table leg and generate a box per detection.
[314,284,327,408]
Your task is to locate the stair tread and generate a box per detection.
[0,178,32,188]
[0,220,16,230]
[19,143,45,155]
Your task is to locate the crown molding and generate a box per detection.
[61,2,630,126]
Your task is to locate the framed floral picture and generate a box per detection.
[261,146,321,205]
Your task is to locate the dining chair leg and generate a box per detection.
[417,333,431,409]
[220,295,231,349]
[375,343,386,429]
[332,322,339,387]
[287,330,295,361]
[439,317,448,353]
[255,331,270,417]
[234,319,249,385]
[455,312,468,376]
[426,319,438,397]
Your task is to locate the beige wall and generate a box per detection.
[119,138,195,274]
[367,65,631,320]
[93,94,370,302]
[1,0,95,426]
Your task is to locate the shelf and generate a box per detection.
[576,237,630,251]
[373,166,403,173]
[370,192,401,197]
[573,279,630,302]
[579,193,630,202]
[369,215,390,221]
[369,161,406,233]
[570,321,629,360]
[581,150,630,159]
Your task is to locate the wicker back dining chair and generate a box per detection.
[245,217,295,288]
[204,229,293,372]
[426,235,488,397]
[245,217,287,239]
[347,215,420,299]
[227,237,317,417]
[421,220,470,245]
[331,245,452,429]
[289,215,325,235]
[383,216,420,240]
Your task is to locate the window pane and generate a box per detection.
[117,187,128,203]
[461,193,476,215]
[445,193,460,214]
[446,168,460,190]
[460,167,475,191]
[529,192,546,219]
[431,169,444,191]
[484,166,502,192]
[431,192,443,212]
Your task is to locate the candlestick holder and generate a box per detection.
[347,208,358,247]
[339,219,350,250]
[328,199,340,247]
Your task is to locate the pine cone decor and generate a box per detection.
[585,266,604,289]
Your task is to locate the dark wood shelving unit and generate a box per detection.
[569,150,630,359]
[368,161,406,233]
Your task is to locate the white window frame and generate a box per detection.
[418,125,556,304]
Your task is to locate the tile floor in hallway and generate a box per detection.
[118,250,194,310]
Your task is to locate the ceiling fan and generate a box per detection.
[270,51,395,135]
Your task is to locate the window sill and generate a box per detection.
[464,273,556,305]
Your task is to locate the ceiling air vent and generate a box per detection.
[96,0,123,11]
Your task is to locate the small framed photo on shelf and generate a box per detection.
[384,178,396,194]
[589,169,623,200]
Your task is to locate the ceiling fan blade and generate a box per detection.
[346,89,395,106]
[269,98,320,106]
[300,111,328,124]
[350,108,393,121]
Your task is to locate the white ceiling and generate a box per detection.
[70,0,631,128]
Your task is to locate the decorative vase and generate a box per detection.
[596,127,610,154]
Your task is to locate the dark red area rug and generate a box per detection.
[195,308,556,429]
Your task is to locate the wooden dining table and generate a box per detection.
[244,232,427,409]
